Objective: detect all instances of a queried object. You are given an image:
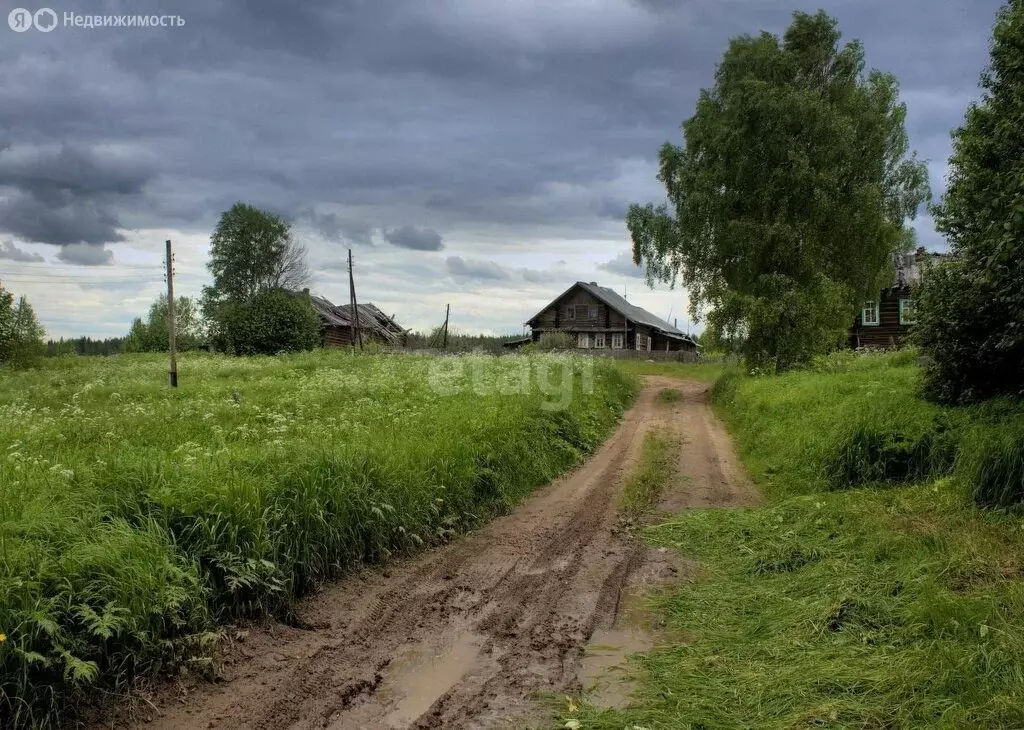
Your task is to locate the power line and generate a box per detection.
[1,272,208,282]
[2,261,165,270]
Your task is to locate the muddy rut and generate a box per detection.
[129,377,756,730]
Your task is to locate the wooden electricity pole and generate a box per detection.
[165,240,178,387]
[348,248,363,350]
[347,249,356,348]
[442,304,450,349]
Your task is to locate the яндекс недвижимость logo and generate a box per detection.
[8,7,57,32]
[8,8,183,31]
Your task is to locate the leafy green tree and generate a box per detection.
[123,318,151,353]
[915,1,1024,403]
[219,289,320,356]
[202,203,313,354]
[124,295,204,353]
[203,202,309,307]
[627,11,930,372]
[0,286,45,367]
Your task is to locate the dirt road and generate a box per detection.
[133,377,756,730]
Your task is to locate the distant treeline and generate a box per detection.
[45,337,127,357]
[43,330,525,357]
[403,328,524,353]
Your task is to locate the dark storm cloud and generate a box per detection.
[0,0,1002,288]
[0,194,129,247]
[599,251,647,279]
[0,240,44,262]
[55,244,115,266]
[384,226,445,251]
[0,144,154,246]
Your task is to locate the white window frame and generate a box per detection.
[577,332,590,349]
[635,335,643,351]
[647,336,653,351]
[862,300,880,327]
[611,333,623,350]
[594,333,606,348]
[899,299,916,325]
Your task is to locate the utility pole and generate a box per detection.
[348,249,355,347]
[165,240,178,387]
[442,304,450,349]
[348,249,363,351]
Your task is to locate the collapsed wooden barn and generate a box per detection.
[307,293,409,348]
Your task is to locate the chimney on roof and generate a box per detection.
[302,287,310,295]
[589,281,597,285]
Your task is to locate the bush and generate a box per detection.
[534,331,577,351]
[917,2,1024,403]
[220,289,321,355]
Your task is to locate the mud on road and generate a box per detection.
[129,377,757,730]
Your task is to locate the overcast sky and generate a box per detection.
[0,0,1000,339]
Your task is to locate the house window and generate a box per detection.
[578,333,590,349]
[636,335,643,351]
[611,333,623,349]
[647,336,653,351]
[862,301,880,326]
[899,299,916,325]
[567,306,576,321]
[594,333,606,348]
[589,306,598,320]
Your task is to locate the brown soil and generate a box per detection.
[119,377,757,730]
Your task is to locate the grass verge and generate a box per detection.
[619,429,679,520]
[571,351,1024,729]
[0,350,638,728]
[655,388,682,405]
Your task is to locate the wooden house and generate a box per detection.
[848,247,947,349]
[307,292,408,348]
[525,281,699,353]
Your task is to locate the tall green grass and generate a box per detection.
[572,351,1024,729]
[0,350,637,727]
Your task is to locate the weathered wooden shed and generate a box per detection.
[308,294,408,348]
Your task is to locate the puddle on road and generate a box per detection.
[579,625,653,708]
[580,548,691,710]
[382,630,486,727]
[579,593,654,709]
[326,629,488,730]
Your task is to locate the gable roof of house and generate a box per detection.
[528,281,698,345]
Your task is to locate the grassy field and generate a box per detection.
[574,351,1024,729]
[0,350,638,727]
